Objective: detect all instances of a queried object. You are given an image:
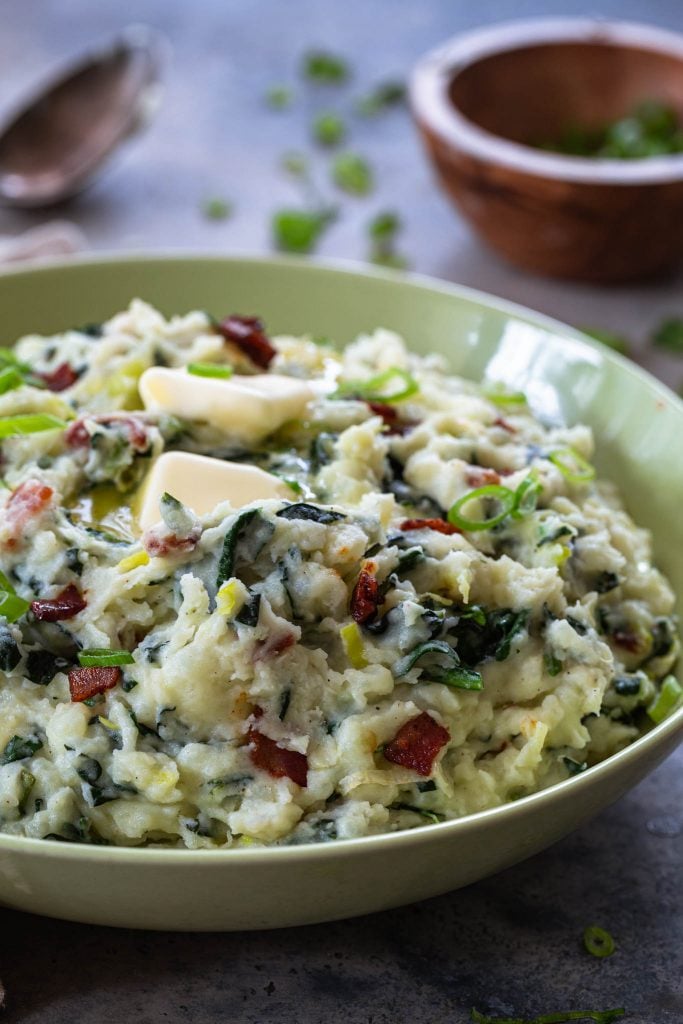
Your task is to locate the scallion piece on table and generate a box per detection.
[448,484,517,532]
[471,1008,626,1023]
[187,362,234,379]
[548,448,596,484]
[332,367,418,403]
[647,674,683,724]
[0,414,66,438]
[78,649,135,667]
[583,924,616,958]
[331,152,373,195]
[0,570,30,623]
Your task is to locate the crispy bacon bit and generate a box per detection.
[2,480,54,548]
[256,630,297,661]
[143,526,201,558]
[217,315,276,369]
[68,666,121,702]
[492,416,517,435]
[383,711,450,777]
[38,363,78,392]
[465,466,501,487]
[248,727,308,787]
[65,415,150,451]
[400,518,461,535]
[31,584,86,622]
[367,401,398,424]
[351,567,380,625]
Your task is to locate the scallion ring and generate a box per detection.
[187,362,234,379]
[512,474,542,518]
[0,367,23,395]
[647,674,683,724]
[583,924,615,958]
[548,447,595,484]
[0,414,67,438]
[483,386,528,407]
[448,484,517,532]
[332,366,418,403]
[78,649,135,667]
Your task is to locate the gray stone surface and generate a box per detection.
[0,2,682,1022]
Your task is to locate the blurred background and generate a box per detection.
[2,0,683,384]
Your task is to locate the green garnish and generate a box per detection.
[201,197,232,221]
[548,448,596,484]
[77,649,135,667]
[484,385,528,406]
[583,924,616,958]
[448,484,517,532]
[332,366,418,403]
[0,366,23,395]
[471,1009,625,1024]
[0,570,30,623]
[0,414,66,438]
[355,81,405,116]
[272,208,336,254]
[0,735,42,765]
[302,50,349,84]
[187,362,234,379]
[511,474,542,518]
[647,674,683,724]
[582,327,631,356]
[332,152,373,195]
[312,112,346,147]
[652,317,683,353]
[281,151,310,179]
[536,97,683,158]
[265,84,293,109]
[367,211,409,269]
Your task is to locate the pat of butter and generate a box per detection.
[139,367,315,443]
[137,451,289,530]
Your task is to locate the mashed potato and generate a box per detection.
[0,301,678,847]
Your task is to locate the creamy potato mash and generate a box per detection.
[0,301,678,847]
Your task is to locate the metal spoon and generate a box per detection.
[0,25,167,208]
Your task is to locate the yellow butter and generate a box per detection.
[137,451,289,530]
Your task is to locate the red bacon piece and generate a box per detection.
[248,727,308,787]
[31,584,86,622]
[65,415,149,451]
[2,480,54,548]
[612,629,643,654]
[400,518,461,536]
[383,712,450,776]
[217,315,276,369]
[492,416,517,435]
[143,526,201,558]
[351,566,380,625]
[465,466,501,488]
[367,401,398,424]
[39,363,78,392]
[255,630,297,661]
[68,666,121,702]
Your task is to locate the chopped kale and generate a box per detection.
[0,735,42,765]
[236,591,261,627]
[25,649,70,685]
[276,502,346,524]
[0,624,21,672]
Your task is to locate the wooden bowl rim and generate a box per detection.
[409,17,683,185]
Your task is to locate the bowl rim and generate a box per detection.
[0,250,680,865]
[409,16,683,186]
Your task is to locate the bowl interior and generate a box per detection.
[449,40,683,146]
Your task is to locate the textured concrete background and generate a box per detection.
[0,1,682,1021]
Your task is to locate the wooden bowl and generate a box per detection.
[410,19,683,283]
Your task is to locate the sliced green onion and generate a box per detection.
[0,570,30,623]
[333,367,418,403]
[647,674,683,724]
[0,414,66,438]
[484,386,528,407]
[78,648,135,667]
[0,367,23,395]
[583,925,616,958]
[448,484,517,532]
[187,362,234,379]
[548,448,596,484]
[512,474,542,518]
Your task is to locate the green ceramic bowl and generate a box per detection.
[0,254,681,931]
